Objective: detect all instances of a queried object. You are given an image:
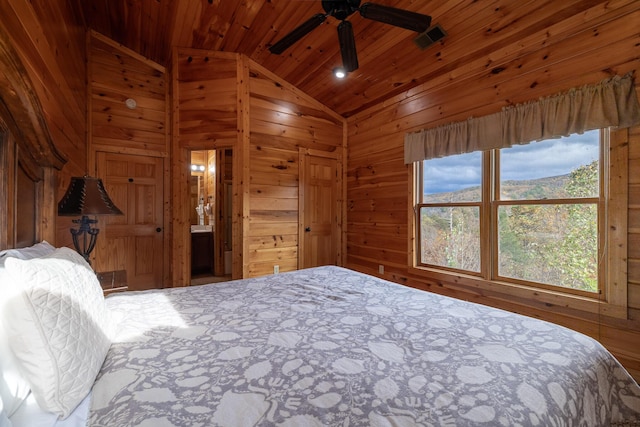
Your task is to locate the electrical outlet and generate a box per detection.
[274,265,279,274]
[378,265,384,274]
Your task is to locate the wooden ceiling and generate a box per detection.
[82,0,618,117]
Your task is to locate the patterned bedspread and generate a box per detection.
[90,266,640,426]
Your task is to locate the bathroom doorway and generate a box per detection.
[189,148,233,285]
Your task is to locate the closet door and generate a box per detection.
[95,152,164,290]
[299,149,340,268]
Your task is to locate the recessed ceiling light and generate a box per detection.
[333,67,346,79]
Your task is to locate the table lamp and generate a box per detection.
[57,176,123,264]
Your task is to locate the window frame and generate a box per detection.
[491,136,604,298]
[409,128,628,319]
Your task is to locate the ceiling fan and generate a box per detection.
[268,0,432,73]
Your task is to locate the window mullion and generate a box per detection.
[483,150,494,280]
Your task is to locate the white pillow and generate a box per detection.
[1,247,111,418]
[0,241,56,418]
[0,241,55,261]
[0,266,31,418]
[0,392,14,427]
[0,342,29,419]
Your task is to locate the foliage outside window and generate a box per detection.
[417,130,603,295]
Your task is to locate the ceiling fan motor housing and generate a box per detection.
[322,0,362,20]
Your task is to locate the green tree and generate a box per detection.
[499,204,565,284]
[498,161,597,290]
[421,207,480,271]
[423,160,598,292]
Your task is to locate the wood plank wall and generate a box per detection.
[176,51,239,149]
[247,64,344,277]
[173,49,240,285]
[173,49,345,284]
[345,7,640,379]
[627,125,640,320]
[89,32,168,157]
[88,31,170,283]
[1,0,87,247]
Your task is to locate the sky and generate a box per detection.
[423,130,600,195]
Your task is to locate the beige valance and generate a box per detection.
[404,73,640,164]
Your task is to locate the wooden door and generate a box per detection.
[95,152,164,290]
[299,149,339,268]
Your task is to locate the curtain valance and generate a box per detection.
[404,73,640,164]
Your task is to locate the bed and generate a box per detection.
[1,244,639,427]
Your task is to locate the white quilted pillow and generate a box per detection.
[1,247,111,418]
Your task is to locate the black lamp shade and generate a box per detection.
[57,176,123,265]
[58,176,123,216]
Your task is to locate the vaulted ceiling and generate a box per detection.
[82,0,615,117]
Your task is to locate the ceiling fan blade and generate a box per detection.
[269,13,328,54]
[338,20,358,72]
[359,2,431,33]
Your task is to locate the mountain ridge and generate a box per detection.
[425,174,570,202]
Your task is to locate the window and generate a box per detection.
[416,130,606,297]
[420,151,483,273]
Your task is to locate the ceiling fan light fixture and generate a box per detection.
[333,67,347,79]
[269,0,433,73]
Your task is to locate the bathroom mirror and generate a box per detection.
[189,148,233,283]
[190,150,215,228]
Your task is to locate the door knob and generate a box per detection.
[156,227,162,233]
[305,227,311,232]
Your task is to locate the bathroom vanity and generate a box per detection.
[191,225,214,275]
